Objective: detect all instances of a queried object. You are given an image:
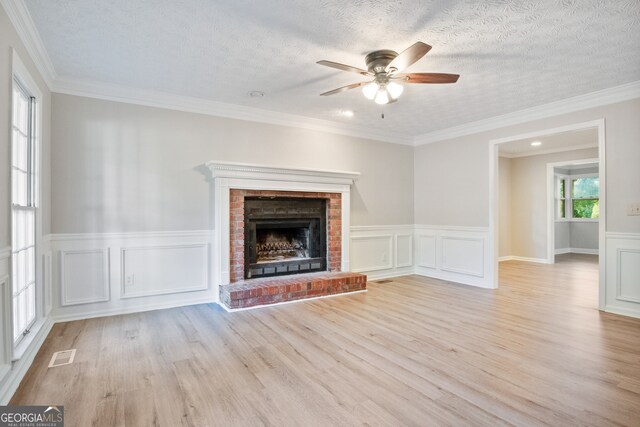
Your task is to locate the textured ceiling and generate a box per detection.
[25,0,640,138]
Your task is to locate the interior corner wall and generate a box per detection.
[50,93,414,233]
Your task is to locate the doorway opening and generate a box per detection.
[489,120,605,309]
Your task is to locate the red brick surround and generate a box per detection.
[220,272,366,309]
[230,189,342,283]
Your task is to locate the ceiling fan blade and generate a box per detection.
[320,81,367,96]
[387,42,432,72]
[394,72,460,84]
[317,60,371,76]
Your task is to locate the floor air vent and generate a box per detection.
[376,279,393,284]
[48,349,76,368]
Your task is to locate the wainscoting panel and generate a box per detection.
[121,244,209,298]
[605,233,640,318]
[395,234,413,268]
[415,226,491,288]
[49,230,215,321]
[350,235,393,273]
[416,234,436,269]
[350,226,415,280]
[441,236,484,277]
[60,249,110,306]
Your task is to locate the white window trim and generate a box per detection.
[9,49,44,361]
[555,173,570,222]
[568,173,600,222]
[554,172,600,223]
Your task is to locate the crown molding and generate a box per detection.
[499,143,599,159]
[51,77,414,146]
[413,80,640,146]
[1,0,56,88]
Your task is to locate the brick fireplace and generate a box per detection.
[204,161,367,310]
[230,190,342,282]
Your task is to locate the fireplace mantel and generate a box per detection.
[204,161,359,302]
[205,161,360,184]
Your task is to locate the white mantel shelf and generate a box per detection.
[205,161,359,303]
[204,161,360,185]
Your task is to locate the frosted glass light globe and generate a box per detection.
[362,82,379,100]
[387,81,404,99]
[374,88,389,105]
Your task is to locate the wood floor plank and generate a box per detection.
[9,254,640,426]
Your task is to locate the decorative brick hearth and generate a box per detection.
[204,161,361,309]
[230,189,342,283]
[220,271,367,309]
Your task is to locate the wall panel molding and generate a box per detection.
[350,235,394,273]
[605,233,640,319]
[414,225,491,288]
[350,226,415,280]
[394,234,413,268]
[60,249,110,306]
[49,230,215,320]
[440,236,485,277]
[120,243,209,299]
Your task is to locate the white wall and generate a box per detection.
[51,94,414,232]
[415,98,640,316]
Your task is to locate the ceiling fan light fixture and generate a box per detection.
[362,81,379,100]
[374,88,390,105]
[387,81,404,99]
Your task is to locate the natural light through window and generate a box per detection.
[556,174,599,221]
[11,78,37,345]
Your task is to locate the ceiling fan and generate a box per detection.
[317,41,459,105]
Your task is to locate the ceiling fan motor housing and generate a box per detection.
[365,50,398,74]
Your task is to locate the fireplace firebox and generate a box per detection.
[244,198,327,279]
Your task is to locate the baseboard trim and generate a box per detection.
[498,256,550,264]
[219,289,368,312]
[603,305,640,319]
[555,248,599,255]
[363,267,415,281]
[0,317,54,405]
[52,295,216,323]
[414,267,494,289]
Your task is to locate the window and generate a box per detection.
[11,78,37,346]
[571,177,599,219]
[555,174,599,221]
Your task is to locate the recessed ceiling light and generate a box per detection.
[248,91,265,98]
[339,110,354,118]
[530,141,542,146]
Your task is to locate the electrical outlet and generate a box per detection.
[125,275,135,286]
[627,203,640,216]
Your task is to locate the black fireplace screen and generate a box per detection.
[244,198,327,279]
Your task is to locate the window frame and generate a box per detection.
[569,173,600,222]
[555,172,600,223]
[9,50,45,360]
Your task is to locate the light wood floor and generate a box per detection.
[11,254,640,426]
